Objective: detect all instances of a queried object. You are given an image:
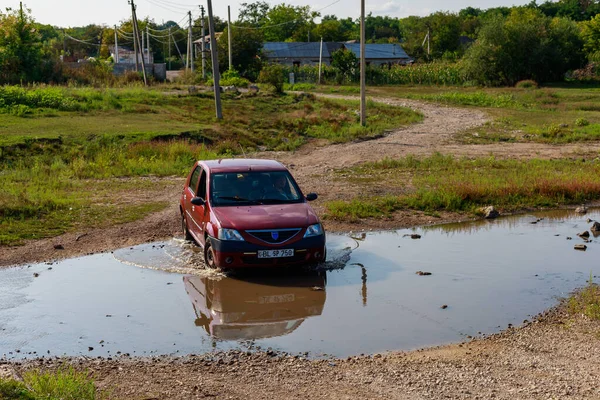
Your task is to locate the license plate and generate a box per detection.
[259,294,295,304]
[257,249,294,259]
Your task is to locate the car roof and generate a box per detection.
[200,159,288,174]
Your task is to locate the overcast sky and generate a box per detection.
[12,0,535,27]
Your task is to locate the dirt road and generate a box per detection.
[8,304,600,399]
[2,95,600,267]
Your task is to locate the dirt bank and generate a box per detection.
[6,302,599,399]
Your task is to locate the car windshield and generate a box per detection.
[210,171,303,207]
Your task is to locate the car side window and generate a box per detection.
[188,166,201,195]
[198,170,207,200]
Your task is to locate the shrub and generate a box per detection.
[219,69,250,88]
[516,80,538,89]
[258,64,285,93]
[576,118,590,127]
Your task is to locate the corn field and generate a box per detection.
[283,63,469,86]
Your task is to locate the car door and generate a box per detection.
[184,165,201,239]
[191,168,208,247]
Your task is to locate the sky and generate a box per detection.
[11,0,536,27]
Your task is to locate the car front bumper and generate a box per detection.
[210,235,326,268]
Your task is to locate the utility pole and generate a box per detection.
[207,0,222,119]
[63,29,66,59]
[146,25,151,63]
[427,28,431,57]
[190,11,194,72]
[318,37,323,84]
[130,0,148,85]
[130,1,139,71]
[114,25,119,63]
[228,5,233,70]
[168,26,171,70]
[360,0,366,126]
[200,6,206,79]
[187,11,194,72]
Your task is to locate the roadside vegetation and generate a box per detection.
[0,367,99,400]
[569,276,600,321]
[0,86,421,245]
[312,85,600,145]
[325,154,600,221]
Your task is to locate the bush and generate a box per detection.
[576,118,590,127]
[515,80,538,89]
[219,69,250,88]
[258,64,285,93]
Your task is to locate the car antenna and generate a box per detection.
[238,144,247,158]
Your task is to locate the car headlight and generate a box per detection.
[304,223,323,238]
[218,228,245,241]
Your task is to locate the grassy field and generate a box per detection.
[325,154,600,221]
[0,85,421,245]
[313,84,600,144]
[0,367,99,400]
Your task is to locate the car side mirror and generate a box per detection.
[191,197,205,206]
[306,193,318,201]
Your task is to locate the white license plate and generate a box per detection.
[257,249,294,259]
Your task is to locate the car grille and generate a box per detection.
[246,228,301,244]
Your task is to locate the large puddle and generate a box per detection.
[1,210,598,359]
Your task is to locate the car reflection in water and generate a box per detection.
[183,271,327,341]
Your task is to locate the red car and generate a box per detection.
[180,159,326,269]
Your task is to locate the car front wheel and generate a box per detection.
[204,239,218,269]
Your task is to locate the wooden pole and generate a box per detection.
[200,6,206,79]
[131,1,148,86]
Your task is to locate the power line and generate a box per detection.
[143,0,188,14]
[153,0,199,7]
[236,0,342,31]
[65,33,103,46]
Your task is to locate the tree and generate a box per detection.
[262,4,318,42]
[0,4,45,83]
[331,48,357,81]
[582,13,600,60]
[315,18,346,42]
[217,26,264,80]
[238,1,270,26]
[462,9,584,85]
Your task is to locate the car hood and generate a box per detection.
[212,203,319,230]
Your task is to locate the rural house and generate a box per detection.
[262,42,344,67]
[344,43,412,66]
[262,42,412,67]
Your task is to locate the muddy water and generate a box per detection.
[1,210,598,359]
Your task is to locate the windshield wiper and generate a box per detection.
[215,196,259,204]
[259,198,296,204]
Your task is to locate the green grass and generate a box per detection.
[325,154,600,221]
[0,367,99,400]
[568,275,600,321]
[357,85,600,145]
[0,85,422,245]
